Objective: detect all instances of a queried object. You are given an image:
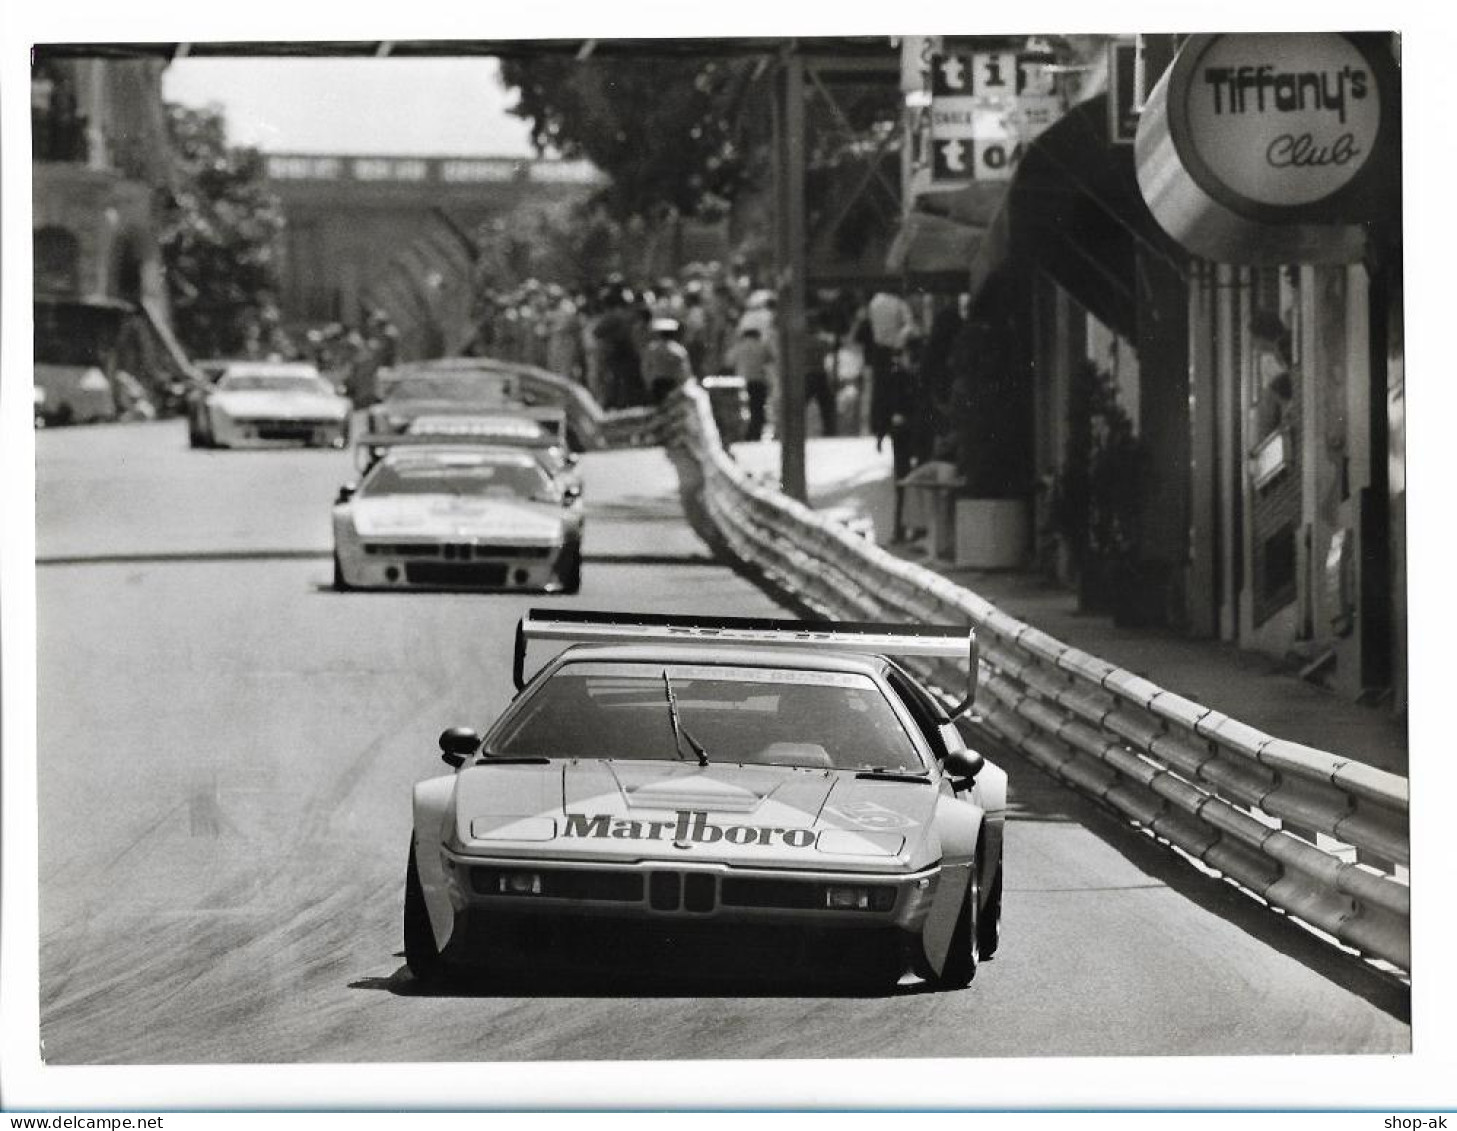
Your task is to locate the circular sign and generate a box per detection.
[1181,33,1381,209]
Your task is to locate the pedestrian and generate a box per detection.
[875,327,930,543]
[727,326,775,441]
[866,287,914,389]
[803,315,837,437]
[593,288,645,408]
[642,317,694,405]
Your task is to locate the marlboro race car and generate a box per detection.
[332,445,584,593]
[405,610,1006,989]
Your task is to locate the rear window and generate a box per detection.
[490,661,925,773]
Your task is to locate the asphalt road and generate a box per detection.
[34,421,1410,1064]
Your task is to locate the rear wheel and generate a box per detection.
[403,843,446,986]
[923,866,980,990]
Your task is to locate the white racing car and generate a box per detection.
[351,413,582,494]
[189,361,351,449]
[332,445,584,593]
[405,610,1006,989]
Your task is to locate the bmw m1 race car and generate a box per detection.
[352,414,582,493]
[332,445,584,593]
[189,361,351,449]
[405,610,1006,989]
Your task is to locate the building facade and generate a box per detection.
[953,33,1404,711]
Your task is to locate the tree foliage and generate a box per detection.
[499,55,765,223]
[159,103,286,357]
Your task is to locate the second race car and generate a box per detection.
[332,444,585,593]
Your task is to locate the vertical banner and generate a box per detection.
[902,36,942,200]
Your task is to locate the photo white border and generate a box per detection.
[3,0,1455,1113]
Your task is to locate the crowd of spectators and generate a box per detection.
[460,266,967,454]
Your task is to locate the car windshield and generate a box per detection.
[383,375,513,403]
[361,455,555,499]
[490,661,926,773]
[218,373,332,396]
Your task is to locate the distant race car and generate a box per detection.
[348,413,582,492]
[367,362,569,441]
[404,610,1006,989]
[332,445,585,593]
[189,361,351,449]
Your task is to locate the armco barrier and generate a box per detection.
[664,382,1411,973]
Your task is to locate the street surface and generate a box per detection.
[35,422,1409,1062]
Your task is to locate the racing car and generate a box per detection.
[404,610,1005,989]
[367,361,572,442]
[351,413,582,494]
[332,444,584,593]
[188,361,351,449]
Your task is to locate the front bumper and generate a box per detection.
[336,536,573,590]
[214,414,346,447]
[439,850,941,933]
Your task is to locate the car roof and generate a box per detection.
[542,643,891,679]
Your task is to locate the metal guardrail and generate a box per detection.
[664,382,1410,973]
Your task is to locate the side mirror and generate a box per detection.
[439,726,481,768]
[562,483,582,505]
[335,482,357,505]
[565,452,580,468]
[942,748,985,790]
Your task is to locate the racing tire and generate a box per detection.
[404,843,448,986]
[977,863,1003,960]
[923,865,980,990]
[559,545,582,595]
[331,552,350,592]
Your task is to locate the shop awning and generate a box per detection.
[966,94,1188,339]
[886,210,982,283]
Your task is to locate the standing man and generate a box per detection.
[727,325,775,441]
[642,317,694,405]
[866,287,914,388]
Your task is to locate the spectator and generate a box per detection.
[727,326,775,441]
[866,287,914,389]
[803,315,837,437]
[643,318,694,405]
[875,327,930,542]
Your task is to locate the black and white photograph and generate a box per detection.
[2,0,1452,1116]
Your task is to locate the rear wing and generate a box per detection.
[513,608,978,720]
[352,428,563,473]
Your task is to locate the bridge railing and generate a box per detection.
[664,382,1410,974]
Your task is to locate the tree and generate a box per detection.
[499,55,765,224]
[159,103,286,358]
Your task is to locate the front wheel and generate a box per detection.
[977,863,1002,960]
[923,866,980,990]
[332,552,350,592]
[403,843,447,986]
[558,544,582,595]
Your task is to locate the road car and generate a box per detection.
[351,413,582,493]
[405,610,1006,989]
[332,445,584,593]
[189,361,351,449]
